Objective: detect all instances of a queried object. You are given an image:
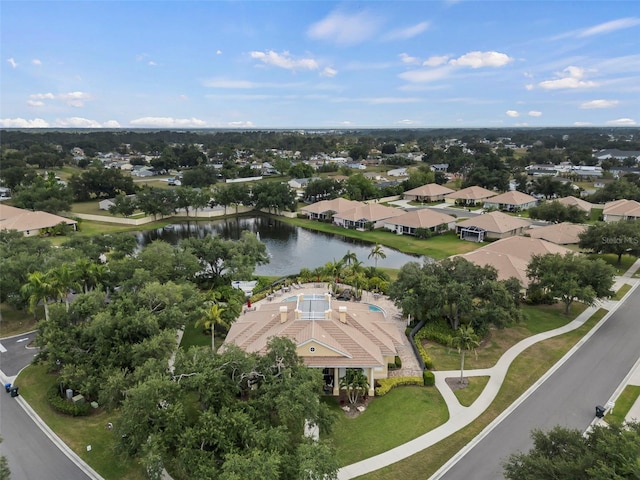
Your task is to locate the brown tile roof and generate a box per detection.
[456,211,531,233]
[483,190,537,206]
[528,222,588,244]
[223,300,403,369]
[404,183,454,197]
[603,199,640,218]
[300,198,364,215]
[445,186,498,201]
[333,203,405,222]
[385,209,456,229]
[556,196,594,213]
[460,236,572,287]
[0,204,77,233]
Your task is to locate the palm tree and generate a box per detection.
[450,325,480,385]
[339,368,369,405]
[21,271,56,321]
[368,244,386,268]
[48,264,81,312]
[196,302,227,353]
[342,250,358,267]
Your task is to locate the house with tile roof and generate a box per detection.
[332,203,405,230]
[222,294,404,396]
[456,211,531,242]
[527,222,588,245]
[555,196,594,213]
[459,236,572,288]
[444,186,497,206]
[603,199,640,222]
[384,209,456,236]
[299,198,364,221]
[0,204,77,237]
[403,183,455,203]
[483,191,538,212]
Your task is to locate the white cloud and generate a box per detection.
[0,117,49,128]
[148,61,157,66]
[538,66,597,90]
[307,9,383,46]
[449,51,513,68]
[528,111,542,117]
[320,67,337,77]
[227,121,255,128]
[103,120,121,128]
[396,119,421,125]
[203,78,256,89]
[130,117,207,128]
[399,53,420,65]
[178,94,189,101]
[606,118,637,126]
[27,100,45,107]
[578,17,640,37]
[216,50,222,55]
[525,84,534,91]
[423,55,449,67]
[59,91,92,107]
[506,110,519,117]
[398,66,452,83]
[7,58,18,69]
[574,122,593,126]
[32,59,42,66]
[250,50,319,71]
[364,97,421,105]
[30,93,55,100]
[384,21,430,41]
[580,99,619,109]
[56,117,103,128]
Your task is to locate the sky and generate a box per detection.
[1,1,639,130]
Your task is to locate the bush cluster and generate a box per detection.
[423,371,435,387]
[416,320,454,346]
[47,385,90,417]
[375,377,424,396]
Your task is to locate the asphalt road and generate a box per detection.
[435,286,640,480]
[0,332,92,480]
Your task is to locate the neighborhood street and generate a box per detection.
[433,286,640,480]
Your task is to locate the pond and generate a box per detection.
[137,215,424,277]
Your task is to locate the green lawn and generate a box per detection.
[279,217,483,259]
[16,364,145,480]
[590,253,638,274]
[359,308,608,480]
[453,376,490,407]
[179,320,224,351]
[426,303,584,371]
[605,385,640,426]
[614,284,632,300]
[324,386,449,466]
[0,303,40,337]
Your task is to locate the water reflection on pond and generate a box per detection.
[137,216,424,277]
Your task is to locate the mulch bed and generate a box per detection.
[445,377,469,391]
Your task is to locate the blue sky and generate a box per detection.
[1,1,639,129]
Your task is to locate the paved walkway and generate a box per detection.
[337,258,640,480]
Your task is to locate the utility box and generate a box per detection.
[66,388,74,400]
[72,394,85,405]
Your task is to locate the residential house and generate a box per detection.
[483,191,538,212]
[384,209,456,236]
[456,211,531,242]
[555,196,594,213]
[0,204,77,237]
[300,198,363,221]
[444,186,497,206]
[527,222,588,245]
[593,149,640,162]
[332,203,404,230]
[403,183,455,203]
[459,236,572,288]
[222,294,404,396]
[603,199,640,222]
[429,163,449,173]
[288,178,317,190]
[386,168,408,177]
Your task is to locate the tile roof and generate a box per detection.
[483,190,537,206]
[555,196,594,213]
[445,186,498,201]
[385,209,456,229]
[333,203,405,222]
[300,198,364,215]
[603,199,640,218]
[456,211,531,233]
[404,183,454,197]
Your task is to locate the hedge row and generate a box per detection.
[416,320,454,346]
[47,385,90,417]
[415,338,434,370]
[375,377,424,396]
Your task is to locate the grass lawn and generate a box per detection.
[453,376,490,407]
[179,320,225,352]
[0,303,40,337]
[614,284,632,300]
[590,253,638,274]
[279,217,483,259]
[426,303,584,371]
[324,386,449,466]
[16,364,146,480]
[605,385,640,426]
[359,307,608,480]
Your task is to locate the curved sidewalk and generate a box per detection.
[338,260,640,480]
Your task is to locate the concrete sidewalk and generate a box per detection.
[623,360,640,423]
[338,259,640,480]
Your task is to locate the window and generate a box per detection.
[309,347,316,353]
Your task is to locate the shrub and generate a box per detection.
[394,356,402,368]
[423,371,435,387]
[417,320,454,346]
[375,377,424,396]
[47,385,91,417]
[415,339,434,370]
